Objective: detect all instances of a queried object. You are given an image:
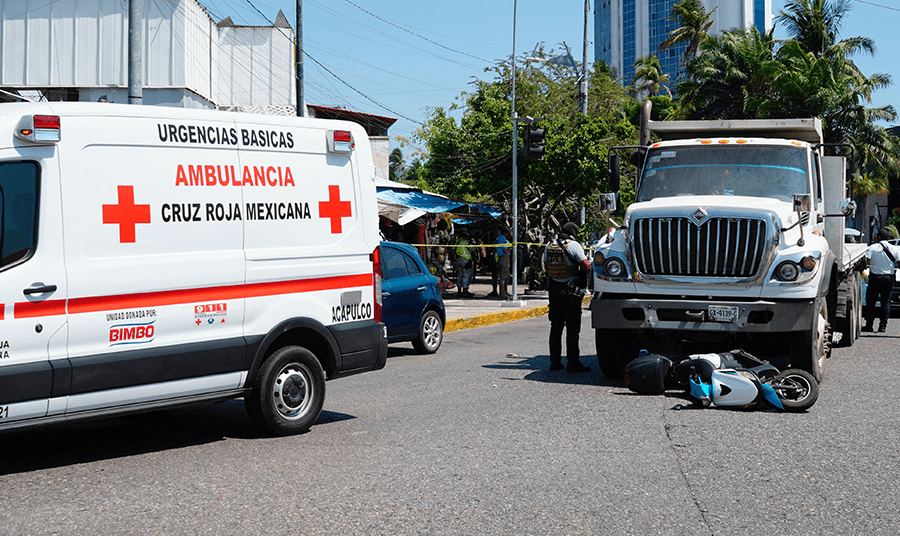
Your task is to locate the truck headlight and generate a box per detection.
[775,261,800,281]
[606,257,625,277]
[800,255,817,271]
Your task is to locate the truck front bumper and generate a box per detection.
[590,294,815,333]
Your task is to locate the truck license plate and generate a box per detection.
[708,305,739,323]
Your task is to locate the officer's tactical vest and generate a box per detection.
[546,240,581,280]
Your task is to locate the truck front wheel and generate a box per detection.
[790,297,831,382]
[596,329,640,378]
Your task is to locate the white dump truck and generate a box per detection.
[592,101,867,381]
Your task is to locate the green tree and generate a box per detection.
[677,27,778,120]
[658,0,717,64]
[413,51,636,246]
[633,55,671,98]
[389,147,405,181]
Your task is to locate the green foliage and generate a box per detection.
[412,50,637,237]
[633,55,671,98]
[675,1,900,175]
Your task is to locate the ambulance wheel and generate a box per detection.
[773,368,818,412]
[596,329,638,378]
[246,345,326,436]
[790,297,830,383]
[413,310,444,354]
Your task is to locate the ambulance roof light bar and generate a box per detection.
[328,130,353,153]
[16,115,61,144]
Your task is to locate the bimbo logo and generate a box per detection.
[109,321,156,346]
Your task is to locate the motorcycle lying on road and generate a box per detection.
[624,350,819,412]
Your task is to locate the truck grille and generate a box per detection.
[632,217,767,277]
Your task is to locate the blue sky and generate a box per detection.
[201,0,899,156]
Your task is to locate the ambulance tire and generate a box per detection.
[246,345,326,436]
[412,310,444,354]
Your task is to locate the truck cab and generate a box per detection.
[592,103,866,381]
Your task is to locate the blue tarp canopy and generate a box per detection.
[376,179,501,225]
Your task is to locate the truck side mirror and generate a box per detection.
[608,153,620,193]
[840,198,856,217]
[599,193,617,212]
[792,194,811,213]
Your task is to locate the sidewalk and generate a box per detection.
[442,276,551,333]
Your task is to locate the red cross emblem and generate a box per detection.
[102,185,151,243]
[318,185,352,234]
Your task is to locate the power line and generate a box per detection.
[337,0,493,64]
[853,0,900,13]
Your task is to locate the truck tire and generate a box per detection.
[854,272,863,340]
[835,272,863,347]
[596,329,639,378]
[790,297,830,382]
[246,345,326,436]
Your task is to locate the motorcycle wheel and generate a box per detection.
[772,368,819,412]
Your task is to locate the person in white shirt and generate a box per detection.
[863,228,900,333]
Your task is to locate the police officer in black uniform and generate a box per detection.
[543,222,592,372]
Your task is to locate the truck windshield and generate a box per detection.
[637,145,810,202]
[0,162,39,269]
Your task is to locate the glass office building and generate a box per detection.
[595,0,771,91]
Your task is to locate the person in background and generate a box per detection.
[496,229,512,298]
[487,229,501,297]
[542,222,591,372]
[863,228,900,332]
[452,230,475,298]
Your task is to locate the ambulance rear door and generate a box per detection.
[0,144,68,425]
[238,118,378,371]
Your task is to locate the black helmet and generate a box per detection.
[561,222,579,238]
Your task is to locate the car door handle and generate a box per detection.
[382,291,391,297]
[24,284,57,296]
[417,286,427,292]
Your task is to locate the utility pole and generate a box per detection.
[578,0,589,115]
[296,0,305,116]
[128,0,142,105]
[510,0,521,304]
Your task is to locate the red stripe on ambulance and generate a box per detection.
[11,273,372,319]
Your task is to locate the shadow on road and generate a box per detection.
[0,400,355,476]
[483,353,625,387]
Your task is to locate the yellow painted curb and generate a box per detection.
[444,296,589,333]
[445,305,550,333]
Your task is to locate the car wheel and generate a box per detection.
[245,345,326,436]
[412,310,443,354]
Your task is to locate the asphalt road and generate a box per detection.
[1,315,898,535]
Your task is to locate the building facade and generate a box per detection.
[0,0,394,178]
[595,0,772,90]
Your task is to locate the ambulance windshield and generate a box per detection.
[637,145,810,203]
[0,162,39,269]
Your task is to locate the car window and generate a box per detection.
[402,251,423,276]
[382,247,410,280]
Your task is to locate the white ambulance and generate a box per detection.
[0,102,387,436]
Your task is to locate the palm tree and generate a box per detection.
[774,0,898,174]
[658,0,717,64]
[677,27,778,119]
[776,0,874,58]
[389,148,405,182]
[633,55,671,98]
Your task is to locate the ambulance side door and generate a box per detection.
[0,154,68,424]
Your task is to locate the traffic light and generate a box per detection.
[523,125,545,162]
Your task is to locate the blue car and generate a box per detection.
[380,241,446,353]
